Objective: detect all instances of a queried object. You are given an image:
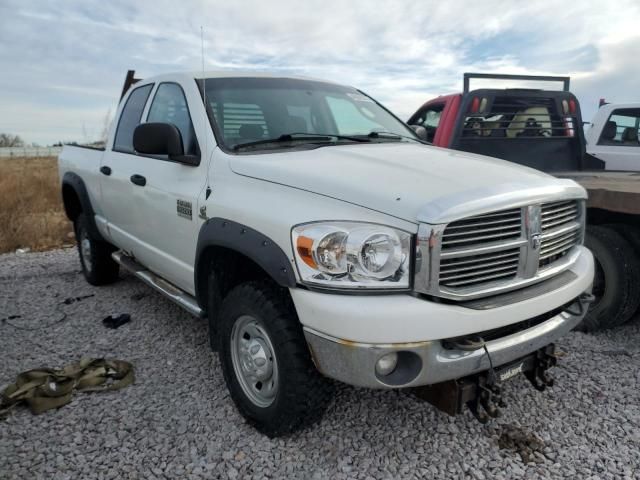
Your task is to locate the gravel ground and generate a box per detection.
[1,248,639,479]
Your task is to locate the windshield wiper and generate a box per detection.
[232,132,370,151]
[365,131,428,144]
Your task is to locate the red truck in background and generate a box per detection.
[408,73,640,332]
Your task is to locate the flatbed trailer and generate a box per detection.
[556,171,640,216]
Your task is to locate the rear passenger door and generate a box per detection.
[101,82,154,252]
[123,81,208,292]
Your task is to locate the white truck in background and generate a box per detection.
[586,102,640,171]
[58,70,594,436]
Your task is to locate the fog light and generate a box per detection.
[375,352,398,376]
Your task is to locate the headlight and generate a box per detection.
[292,222,412,289]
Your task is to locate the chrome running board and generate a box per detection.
[112,251,204,318]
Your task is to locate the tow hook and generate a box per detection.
[562,293,596,316]
[467,378,505,423]
[524,345,557,391]
[413,344,559,424]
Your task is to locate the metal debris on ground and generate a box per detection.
[102,314,131,329]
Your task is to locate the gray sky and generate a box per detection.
[1,0,639,145]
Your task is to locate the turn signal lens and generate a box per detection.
[296,235,317,268]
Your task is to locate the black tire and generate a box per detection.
[609,223,640,321]
[609,223,640,257]
[74,213,119,286]
[218,281,334,437]
[578,225,640,331]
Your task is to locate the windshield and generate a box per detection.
[203,77,418,151]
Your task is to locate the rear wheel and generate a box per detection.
[74,213,119,286]
[578,225,640,331]
[218,281,334,437]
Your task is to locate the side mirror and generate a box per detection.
[410,125,428,141]
[133,123,199,165]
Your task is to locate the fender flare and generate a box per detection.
[61,172,105,241]
[194,218,297,306]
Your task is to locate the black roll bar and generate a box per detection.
[463,73,570,93]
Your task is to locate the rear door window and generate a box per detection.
[598,109,640,146]
[113,84,153,153]
[147,83,199,156]
[210,102,270,142]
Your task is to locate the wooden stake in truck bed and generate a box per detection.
[409,73,640,331]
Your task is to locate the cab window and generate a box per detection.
[113,84,153,153]
[411,104,444,142]
[147,83,200,156]
[598,108,640,146]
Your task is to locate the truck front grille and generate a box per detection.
[416,198,585,300]
[439,247,520,288]
[441,208,522,250]
[541,200,579,232]
[539,200,581,268]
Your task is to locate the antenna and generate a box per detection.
[201,25,212,200]
[201,26,205,73]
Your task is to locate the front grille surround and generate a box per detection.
[414,199,585,301]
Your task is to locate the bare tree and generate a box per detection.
[0,133,25,147]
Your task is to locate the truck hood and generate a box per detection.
[229,143,586,224]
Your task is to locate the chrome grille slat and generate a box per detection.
[541,214,579,231]
[440,252,519,272]
[541,202,575,216]
[440,239,527,259]
[540,231,579,253]
[539,242,578,261]
[442,230,522,246]
[443,270,518,288]
[541,208,577,220]
[440,262,520,282]
[444,217,521,230]
[541,222,580,239]
[461,209,521,220]
[539,200,581,268]
[540,236,580,259]
[443,222,522,237]
[441,208,521,252]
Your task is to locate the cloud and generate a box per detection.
[0,0,638,144]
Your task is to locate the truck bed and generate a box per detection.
[556,171,640,215]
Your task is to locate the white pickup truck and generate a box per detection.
[59,71,594,436]
[586,102,640,171]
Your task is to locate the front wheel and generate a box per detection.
[218,281,334,437]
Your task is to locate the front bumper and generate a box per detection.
[304,292,591,388]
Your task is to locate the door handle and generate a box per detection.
[130,174,146,187]
[100,166,112,176]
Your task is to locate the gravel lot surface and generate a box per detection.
[1,248,639,479]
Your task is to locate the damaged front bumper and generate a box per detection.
[303,292,593,389]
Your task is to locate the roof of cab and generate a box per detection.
[140,70,341,85]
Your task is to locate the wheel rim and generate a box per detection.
[80,229,93,273]
[230,315,279,408]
